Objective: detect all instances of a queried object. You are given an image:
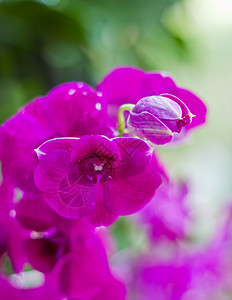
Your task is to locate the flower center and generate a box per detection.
[94,164,103,171]
[78,156,114,184]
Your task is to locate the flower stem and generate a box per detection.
[117,104,135,136]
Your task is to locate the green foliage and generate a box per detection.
[112,217,148,251]
[0,0,189,122]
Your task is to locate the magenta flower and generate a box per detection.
[0,67,206,191]
[128,94,194,144]
[34,135,162,226]
[133,262,191,300]
[54,221,126,299]
[0,82,109,191]
[97,66,207,131]
[0,66,209,300]
[139,181,189,242]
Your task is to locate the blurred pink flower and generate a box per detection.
[138,181,189,242]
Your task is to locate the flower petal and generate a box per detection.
[56,232,111,298]
[103,138,162,215]
[88,184,118,227]
[35,137,79,160]
[98,67,206,131]
[16,192,55,232]
[103,164,161,215]
[24,238,57,273]
[112,137,152,178]
[134,262,191,300]
[128,111,174,145]
[98,67,176,105]
[97,67,146,107]
[45,82,108,137]
[168,88,207,130]
[7,218,29,273]
[71,135,118,164]
[34,149,96,218]
[90,276,126,300]
[0,98,54,191]
[132,95,182,120]
[15,192,73,232]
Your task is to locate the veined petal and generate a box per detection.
[103,138,162,215]
[35,137,79,160]
[112,137,152,178]
[128,111,174,145]
[103,163,161,215]
[34,149,96,218]
[88,183,118,227]
[132,96,182,120]
[160,93,191,117]
[71,135,118,164]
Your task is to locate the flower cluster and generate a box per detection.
[0,67,208,299]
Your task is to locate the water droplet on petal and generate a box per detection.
[97,91,102,97]
[77,82,84,88]
[68,89,76,96]
[82,91,87,96]
[96,225,106,231]
[9,209,16,218]
[95,103,102,111]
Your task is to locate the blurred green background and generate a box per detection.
[1,0,232,241]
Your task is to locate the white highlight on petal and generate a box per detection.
[34,148,46,160]
[94,164,103,171]
[68,89,76,96]
[95,103,102,111]
[77,82,84,88]
[96,225,106,231]
[9,209,16,218]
